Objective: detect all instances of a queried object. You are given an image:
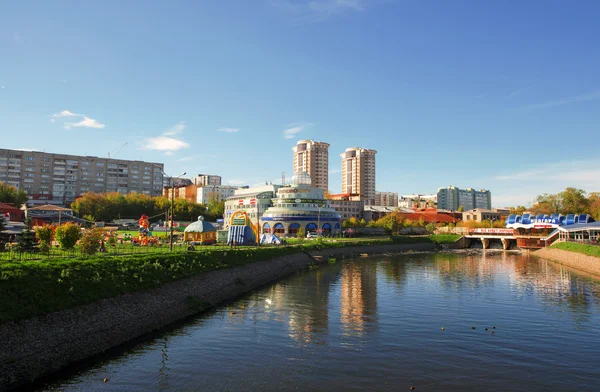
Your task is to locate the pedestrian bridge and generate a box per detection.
[459,228,560,250]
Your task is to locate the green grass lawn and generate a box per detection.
[0,235,449,323]
[429,234,461,244]
[552,242,600,258]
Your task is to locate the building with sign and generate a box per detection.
[224,184,283,230]
[260,172,341,236]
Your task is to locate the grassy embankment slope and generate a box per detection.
[551,242,600,258]
[1,236,457,324]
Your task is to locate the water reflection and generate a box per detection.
[340,261,378,336]
[35,251,600,392]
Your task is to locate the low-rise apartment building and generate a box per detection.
[0,148,164,206]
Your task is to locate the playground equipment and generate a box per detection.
[227,211,259,245]
[138,214,150,246]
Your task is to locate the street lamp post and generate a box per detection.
[317,204,325,238]
[153,165,186,252]
[169,172,186,251]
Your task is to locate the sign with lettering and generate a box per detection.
[279,188,311,194]
[470,228,514,234]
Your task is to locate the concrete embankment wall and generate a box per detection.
[533,247,600,278]
[0,242,436,391]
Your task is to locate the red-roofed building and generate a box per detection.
[0,202,22,222]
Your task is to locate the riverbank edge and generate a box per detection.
[533,247,600,278]
[0,242,436,391]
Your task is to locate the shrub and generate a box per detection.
[55,222,82,251]
[79,228,104,256]
[35,224,55,254]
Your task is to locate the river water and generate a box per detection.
[34,251,600,391]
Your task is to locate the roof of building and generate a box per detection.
[184,216,216,233]
[556,221,600,232]
[0,202,20,211]
[463,208,497,213]
[27,204,73,211]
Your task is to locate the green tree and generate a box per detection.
[530,193,561,215]
[457,205,464,212]
[297,226,305,239]
[509,205,527,215]
[15,218,37,253]
[55,222,82,251]
[589,192,600,221]
[79,228,104,256]
[359,218,367,227]
[559,187,589,215]
[0,182,28,208]
[35,224,55,254]
[207,199,225,221]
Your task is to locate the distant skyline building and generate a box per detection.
[437,186,492,211]
[292,140,330,191]
[0,148,164,206]
[196,185,239,204]
[341,147,377,206]
[374,191,398,208]
[398,194,437,209]
[193,174,222,187]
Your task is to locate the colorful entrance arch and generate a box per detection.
[263,222,271,233]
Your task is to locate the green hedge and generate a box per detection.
[0,236,435,323]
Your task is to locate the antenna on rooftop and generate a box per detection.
[108,142,128,159]
[282,172,285,185]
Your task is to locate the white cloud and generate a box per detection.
[177,156,196,162]
[283,122,313,139]
[164,121,186,136]
[508,86,530,97]
[271,0,370,22]
[329,168,341,174]
[218,127,240,133]
[142,136,190,152]
[66,116,105,129]
[50,110,104,129]
[521,90,600,110]
[50,110,79,122]
[164,151,174,156]
[227,179,248,186]
[492,159,600,207]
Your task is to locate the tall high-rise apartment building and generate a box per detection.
[292,140,329,190]
[0,148,164,206]
[437,186,492,211]
[340,147,377,205]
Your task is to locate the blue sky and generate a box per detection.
[1,0,599,207]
